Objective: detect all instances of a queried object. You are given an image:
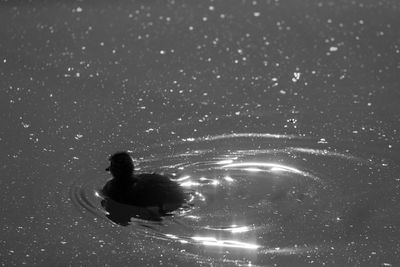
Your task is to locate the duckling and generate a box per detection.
[102,151,187,214]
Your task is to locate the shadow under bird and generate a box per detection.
[102,151,187,215]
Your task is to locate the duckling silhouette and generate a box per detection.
[102,151,187,215]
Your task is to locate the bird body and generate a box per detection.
[102,152,186,213]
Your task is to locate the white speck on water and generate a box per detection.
[160,50,166,55]
[74,134,83,140]
[292,72,301,82]
[21,122,30,128]
[76,7,83,13]
[253,12,261,17]
[329,46,338,52]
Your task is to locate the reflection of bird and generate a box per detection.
[102,151,187,214]
[101,199,163,225]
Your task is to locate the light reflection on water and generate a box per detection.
[221,161,303,173]
[66,132,400,266]
[191,236,260,250]
[220,161,321,182]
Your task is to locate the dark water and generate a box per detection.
[1,0,400,266]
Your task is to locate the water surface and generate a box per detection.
[1,0,400,266]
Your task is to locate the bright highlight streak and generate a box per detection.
[230,226,250,233]
[244,167,263,172]
[191,236,260,249]
[270,167,288,172]
[224,176,234,182]
[204,225,251,233]
[202,241,259,249]
[165,234,178,239]
[180,177,220,187]
[222,162,302,174]
[192,236,216,241]
[216,159,235,165]
[176,175,191,181]
[180,181,201,187]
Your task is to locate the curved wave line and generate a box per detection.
[182,132,305,142]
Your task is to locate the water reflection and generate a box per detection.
[159,234,260,250]
[222,162,303,174]
[191,236,260,250]
[95,144,325,257]
[203,225,252,233]
[178,175,221,188]
[181,133,302,143]
[67,132,399,266]
[100,198,163,225]
[221,161,322,182]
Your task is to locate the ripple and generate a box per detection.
[181,132,305,142]
[69,174,108,220]
[69,133,399,266]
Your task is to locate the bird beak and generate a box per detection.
[105,166,110,171]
